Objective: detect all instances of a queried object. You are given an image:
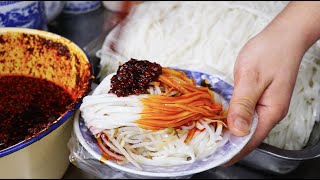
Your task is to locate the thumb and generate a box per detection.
[227,71,267,137]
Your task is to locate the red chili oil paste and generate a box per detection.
[109,58,162,97]
[0,75,74,150]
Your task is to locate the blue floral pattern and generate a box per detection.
[0,1,45,29]
[0,1,20,6]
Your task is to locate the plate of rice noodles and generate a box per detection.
[74,59,258,177]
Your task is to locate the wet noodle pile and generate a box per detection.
[80,59,229,169]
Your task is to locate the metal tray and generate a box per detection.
[239,121,320,175]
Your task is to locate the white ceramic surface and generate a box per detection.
[44,1,65,22]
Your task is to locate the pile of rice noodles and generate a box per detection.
[81,63,229,168]
[99,1,320,150]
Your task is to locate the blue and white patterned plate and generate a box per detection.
[73,68,258,178]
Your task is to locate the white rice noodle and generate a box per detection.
[181,121,196,130]
[81,82,224,167]
[105,131,142,169]
[99,135,127,161]
[99,126,201,167]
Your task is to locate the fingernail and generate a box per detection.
[234,118,250,134]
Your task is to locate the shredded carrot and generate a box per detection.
[134,68,227,144]
[184,127,198,144]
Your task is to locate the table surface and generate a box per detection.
[48,6,320,179]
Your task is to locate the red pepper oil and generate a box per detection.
[0,75,74,150]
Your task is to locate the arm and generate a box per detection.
[225,1,320,165]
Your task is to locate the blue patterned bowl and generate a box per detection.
[73,68,258,178]
[0,1,46,29]
[63,1,101,14]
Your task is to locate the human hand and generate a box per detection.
[225,1,320,166]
